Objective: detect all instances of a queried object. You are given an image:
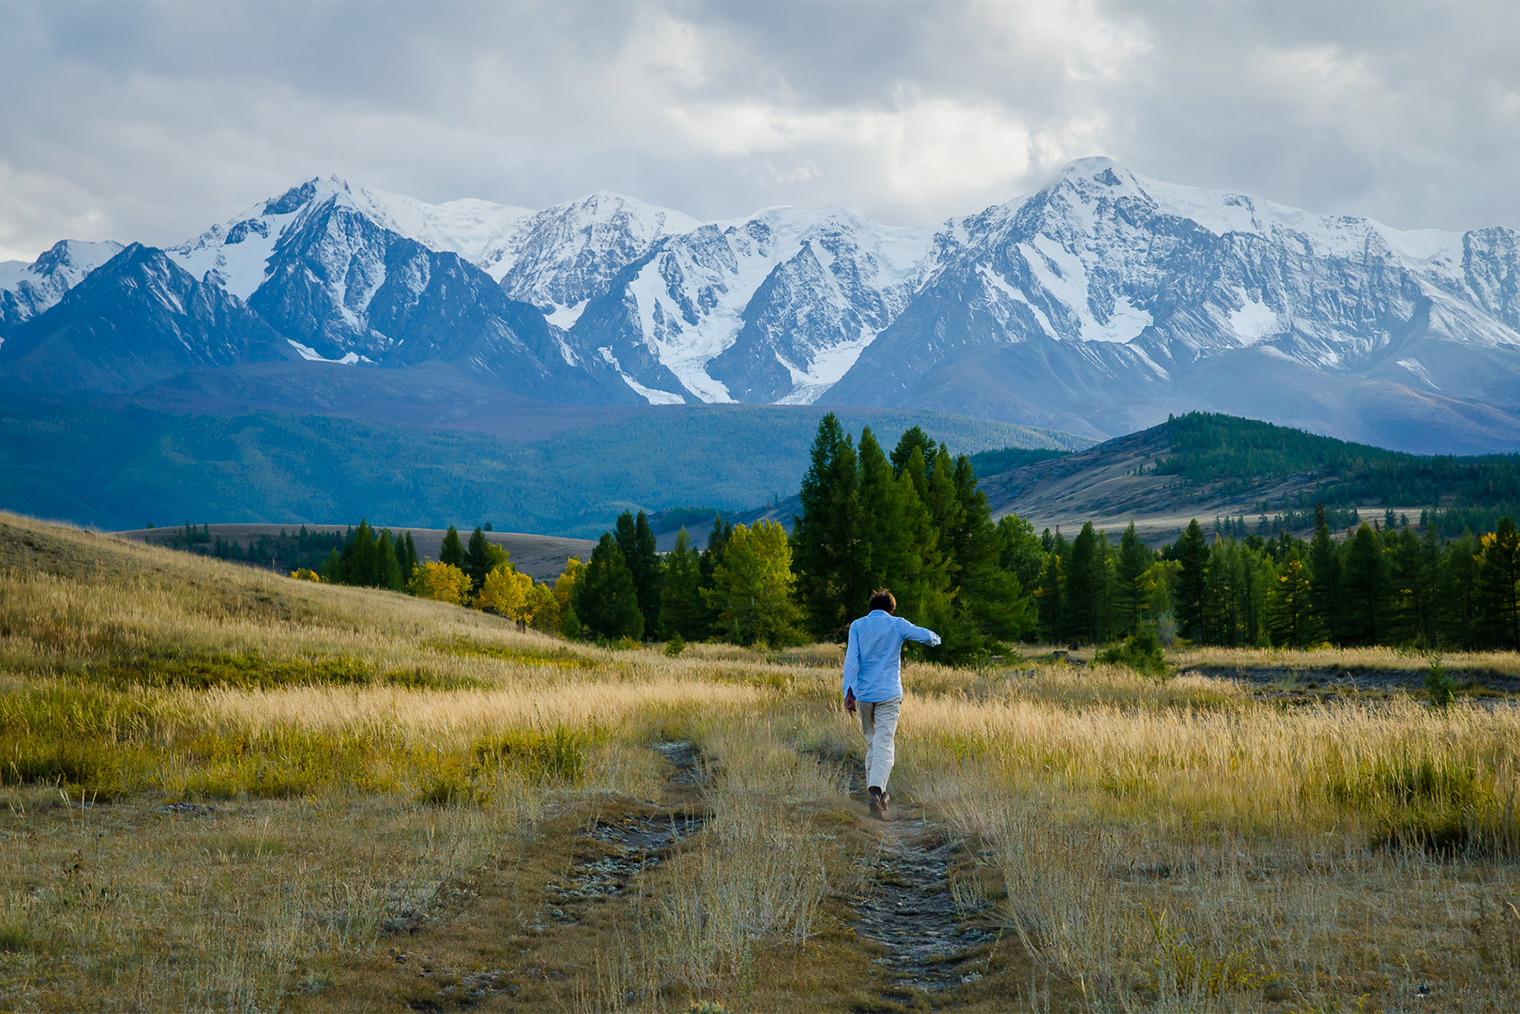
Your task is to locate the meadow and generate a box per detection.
[2,511,1518,1013]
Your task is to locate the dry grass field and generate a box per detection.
[3,510,1519,1013]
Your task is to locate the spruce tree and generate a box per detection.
[1064,523,1101,644]
[1270,552,1317,647]
[375,529,403,591]
[344,519,380,587]
[1114,522,1152,637]
[439,525,465,569]
[791,413,866,640]
[402,532,419,583]
[1308,506,1343,643]
[615,511,663,639]
[1174,520,1209,643]
[1036,530,1067,642]
[660,528,707,640]
[948,454,1033,646]
[996,514,1047,600]
[464,527,506,593]
[574,534,643,641]
[1342,524,1389,645]
[889,426,936,475]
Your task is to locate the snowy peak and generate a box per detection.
[493,190,703,319]
[0,239,125,333]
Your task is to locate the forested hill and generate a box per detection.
[977,412,1520,539]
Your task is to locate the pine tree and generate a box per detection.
[1342,524,1390,646]
[1174,520,1209,642]
[375,529,403,590]
[402,532,419,584]
[344,519,380,587]
[615,511,663,639]
[1034,530,1064,641]
[660,527,707,641]
[791,414,867,640]
[945,454,1034,648]
[889,426,935,474]
[1389,526,1439,646]
[1308,506,1343,643]
[995,514,1047,602]
[439,525,465,569]
[1114,522,1152,637]
[1440,533,1482,650]
[1270,552,1317,647]
[1064,523,1102,644]
[574,534,644,641]
[463,527,506,593]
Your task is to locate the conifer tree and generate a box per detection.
[1477,516,1520,649]
[440,525,465,569]
[375,529,403,590]
[1036,530,1067,641]
[995,514,1047,601]
[463,527,506,593]
[1342,524,1390,645]
[1174,520,1209,642]
[1270,552,1317,647]
[574,534,643,641]
[889,426,936,474]
[1064,523,1102,644]
[791,414,867,639]
[947,454,1033,646]
[704,520,802,646]
[660,528,707,641]
[1308,506,1343,643]
[1114,522,1152,637]
[615,511,664,638]
[344,519,380,587]
[402,532,419,583]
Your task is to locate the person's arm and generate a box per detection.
[896,615,942,647]
[842,623,861,707]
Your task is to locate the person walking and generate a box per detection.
[842,589,941,820]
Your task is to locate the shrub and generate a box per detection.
[1097,626,1168,677]
[665,634,687,657]
[1426,658,1456,710]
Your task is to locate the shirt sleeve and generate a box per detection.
[842,622,861,699]
[897,616,942,647]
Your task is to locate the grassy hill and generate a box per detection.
[977,412,1520,541]
[0,398,1085,538]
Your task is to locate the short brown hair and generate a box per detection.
[868,589,896,613]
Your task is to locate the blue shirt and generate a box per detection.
[841,610,941,703]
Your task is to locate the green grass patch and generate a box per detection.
[79,650,481,691]
[425,638,599,670]
[472,724,602,784]
[1321,751,1520,856]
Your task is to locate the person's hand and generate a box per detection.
[844,688,856,714]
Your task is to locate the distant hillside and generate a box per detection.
[0,398,1083,538]
[978,412,1520,541]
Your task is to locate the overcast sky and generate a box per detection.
[2,1,1518,261]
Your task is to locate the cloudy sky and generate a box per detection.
[2,1,1517,261]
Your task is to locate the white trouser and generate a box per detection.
[858,696,902,792]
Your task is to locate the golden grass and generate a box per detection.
[4,510,1520,1012]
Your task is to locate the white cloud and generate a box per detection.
[0,1,1518,260]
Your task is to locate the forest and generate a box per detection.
[168,414,1520,657]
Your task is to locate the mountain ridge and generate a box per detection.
[4,159,1520,453]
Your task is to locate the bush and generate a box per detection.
[1097,626,1168,677]
[1426,658,1456,710]
[665,634,687,657]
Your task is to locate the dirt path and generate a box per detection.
[851,812,995,997]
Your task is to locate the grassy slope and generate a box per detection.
[3,512,1519,1012]
[0,399,1086,537]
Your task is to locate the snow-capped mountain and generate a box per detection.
[0,239,124,336]
[5,160,1520,452]
[0,244,293,394]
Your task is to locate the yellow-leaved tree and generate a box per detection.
[703,519,802,646]
[408,561,471,605]
[551,556,585,636]
[474,563,532,620]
